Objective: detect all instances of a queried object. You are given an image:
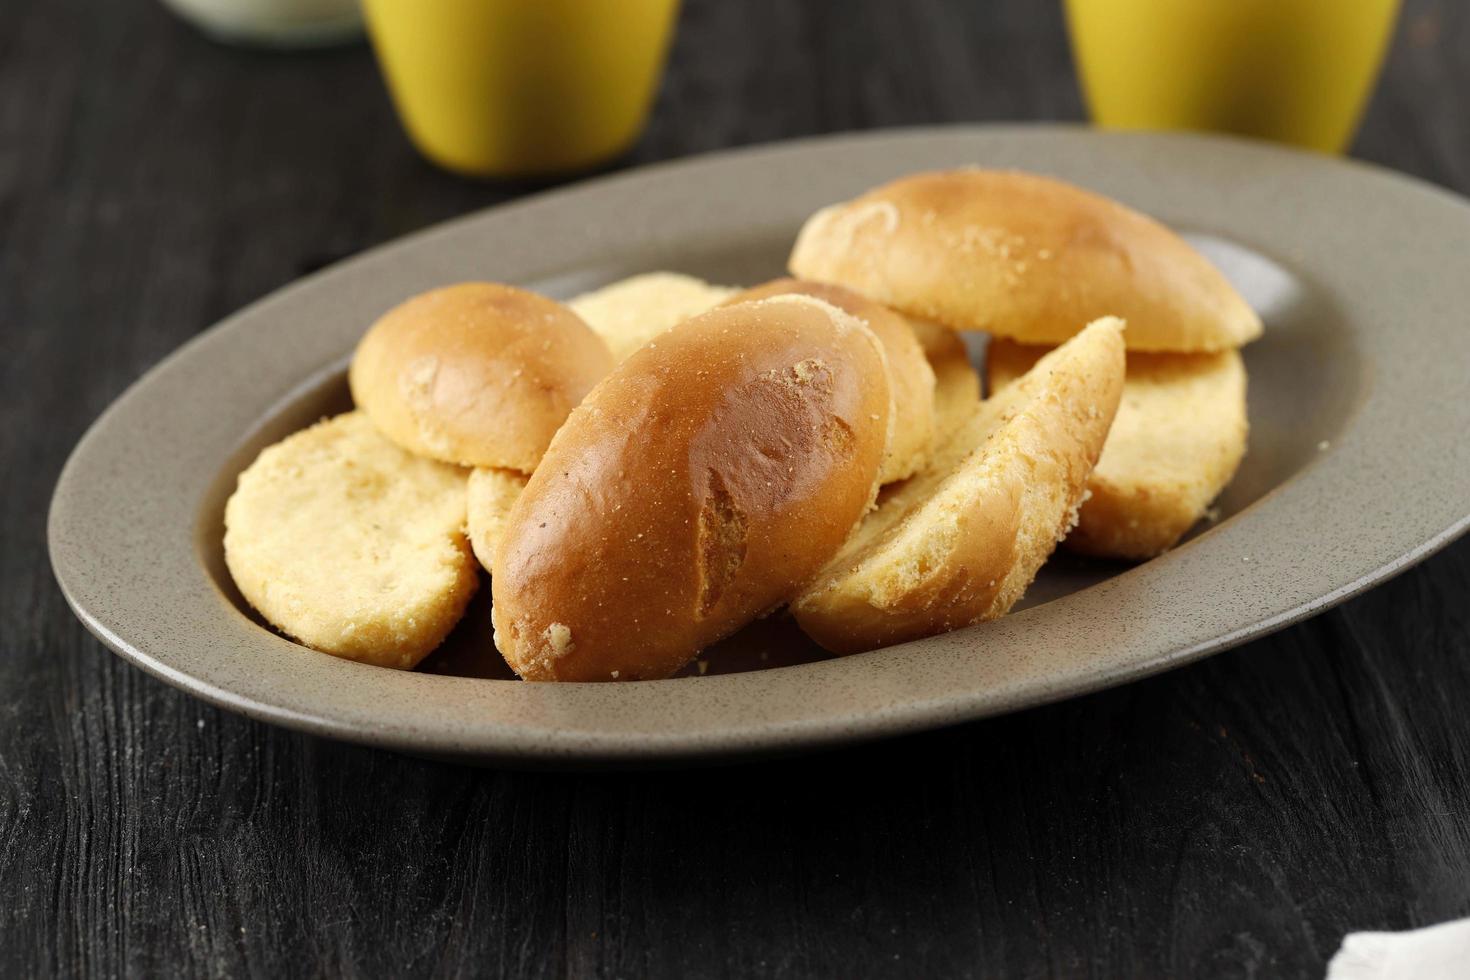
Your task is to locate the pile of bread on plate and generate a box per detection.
[224,168,1259,682]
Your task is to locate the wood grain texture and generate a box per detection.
[3,0,1469,976]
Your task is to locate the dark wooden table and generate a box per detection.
[5,1,1469,976]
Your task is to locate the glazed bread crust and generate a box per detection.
[724,278,936,484]
[464,273,733,572]
[790,168,1262,352]
[492,295,892,681]
[350,282,614,472]
[467,279,970,575]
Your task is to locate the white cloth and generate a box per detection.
[1327,917,1470,980]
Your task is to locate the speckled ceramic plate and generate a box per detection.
[49,127,1470,765]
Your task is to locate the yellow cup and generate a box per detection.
[363,0,681,178]
[1065,0,1400,154]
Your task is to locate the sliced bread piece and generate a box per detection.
[908,317,981,440]
[466,466,529,573]
[223,411,477,669]
[569,272,736,362]
[988,340,1248,559]
[792,318,1125,654]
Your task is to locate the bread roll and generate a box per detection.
[350,283,614,472]
[570,272,736,362]
[793,318,1125,654]
[789,169,1261,352]
[223,412,477,669]
[989,340,1248,559]
[724,279,936,484]
[466,286,966,573]
[492,295,892,681]
[908,317,980,440]
[466,466,528,572]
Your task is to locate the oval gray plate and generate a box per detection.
[49,127,1470,766]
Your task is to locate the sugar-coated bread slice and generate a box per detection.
[466,466,528,573]
[492,295,892,681]
[907,317,980,440]
[988,340,1248,559]
[570,272,736,362]
[792,318,1125,654]
[724,279,936,484]
[789,168,1261,352]
[223,411,477,669]
[350,283,614,472]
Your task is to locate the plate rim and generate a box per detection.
[49,124,1470,764]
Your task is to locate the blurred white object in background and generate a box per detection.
[1327,918,1470,980]
[160,0,362,48]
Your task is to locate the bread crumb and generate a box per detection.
[542,622,575,658]
[791,358,824,383]
[1317,440,1331,451]
[610,670,619,679]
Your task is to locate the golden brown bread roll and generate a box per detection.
[349,283,614,472]
[723,278,936,484]
[492,294,893,681]
[466,278,952,574]
[465,281,974,574]
[789,169,1261,352]
[988,340,1248,559]
[466,272,733,572]
[793,317,1125,654]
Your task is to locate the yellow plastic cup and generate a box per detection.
[363,0,681,178]
[1065,0,1400,154]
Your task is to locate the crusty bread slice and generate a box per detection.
[792,317,1125,654]
[988,340,1248,559]
[223,411,477,669]
[570,272,736,362]
[466,466,528,573]
[789,168,1261,352]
